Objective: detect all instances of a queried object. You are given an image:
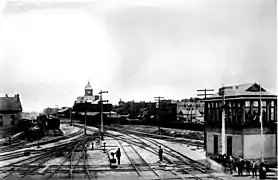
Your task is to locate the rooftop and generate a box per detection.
[0,94,22,112]
[205,83,276,100]
[85,81,92,90]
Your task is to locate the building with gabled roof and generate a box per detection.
[0,94,23,134]
[72,81,112,124]
[204,83,277,165]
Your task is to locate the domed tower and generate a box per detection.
[85,81,93,96]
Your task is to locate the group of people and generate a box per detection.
[216,154,269,179]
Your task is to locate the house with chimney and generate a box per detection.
[0,94,23,134]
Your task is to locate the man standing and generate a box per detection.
[246,160,251,176]
[238,156,244,176]
[228,156,234,174]
[116,148,121,165]
[252,161,258,178]
[159,146,163,161]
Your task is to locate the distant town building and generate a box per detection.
[43,107,58,115]
[117,101,156,119]
[76,81,100,104]
[204,83,277,165]
[158,100,177,123]
[0,94,23,134]
[176,99,204,123]
[72,81,112,124]
[57,107,71,118]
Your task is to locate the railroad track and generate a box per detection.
[107,125,204,148]
[71,124,233,180]
[104,128,226,180]
[0,128,83,154]
[117,139,160,179]
[47,136,95,179]
[0,133,99,179]
[1,141,77,178]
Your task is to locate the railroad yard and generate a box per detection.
[0,122,257,180]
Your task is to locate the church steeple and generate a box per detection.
[85,81,93,96]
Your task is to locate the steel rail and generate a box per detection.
[143,137,224,180]
[126,140,160,178]
[106,125,203,147]
[65,142,88,179]
[1,140,80,168]
[2,144,72,179]
[47,141,82,179]
[105,129,223,180]
[0,129,84,153]
[2,135,94,178]
[108,134,194,180]
[79,125,224,180]
[117,140,141,177]
[20,150,66,178]
[120,135,203,180]
[82,145,91,180]
[47,135,98,179]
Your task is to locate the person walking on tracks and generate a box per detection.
[116,148,121,165]
[158,146,163,161]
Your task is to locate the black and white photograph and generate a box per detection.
[0,0,277,179]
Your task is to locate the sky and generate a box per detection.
[0,0,276,112]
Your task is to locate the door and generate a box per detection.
[227,136,232,156]
[214,135,218,154]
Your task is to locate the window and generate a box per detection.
[236,102,241,123]
[261,101,267,122]
[227,136,232,156]
[251,101,259,122]
[226,102,231,122]
[245,101,250,107]
[214,135,218,154]
[270,101,275,121]
[245,101,251,122]
[0,115,3,127]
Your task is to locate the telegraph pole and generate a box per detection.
[219,86,226,155]
[259,82,264,161]
[197,89,214,99]
[70,108,72,126]
[197,88,214,155]
[99,90,108,140]
[84,111,87,135]
[154,96,164,132]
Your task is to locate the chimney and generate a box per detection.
[16,94,19,101]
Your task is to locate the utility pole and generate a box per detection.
[259,82,264,161]
[84,111,87,135]
[197,88,214,155]
[99,90,108,140]
[70,107,72,126]
[197,89,214,99]
[219,86,226,155]
[154,96,164,132]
